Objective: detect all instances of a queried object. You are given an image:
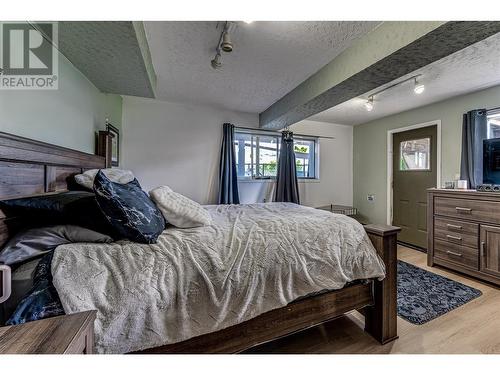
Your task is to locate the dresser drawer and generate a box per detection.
[434,239,479,270]
[434,217,478,248]
[434,197,500,224]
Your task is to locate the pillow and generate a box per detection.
[0,191,115,237]
[6,252,65,325]
[0,258,42,325]
[93,170,166,243]
[75,168,135,190]
[149,186,212,228]
[0,225,113,266]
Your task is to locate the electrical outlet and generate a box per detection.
[263,198,267,203]
[367,194,375,202]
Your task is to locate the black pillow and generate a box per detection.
[93,170,166,243]
[0,191,115,236]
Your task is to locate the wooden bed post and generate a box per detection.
[363,224,401,345]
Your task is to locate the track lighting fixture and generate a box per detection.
[210,22,235,70]
[221,31,233,52]
[211,52,222,70]
[364,97,374,112]
[414,77,425,94]
[361,74,425,111]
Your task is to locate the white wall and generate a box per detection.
[239,120,353,207]
[293,120,353,207]
[0,25,122,154]
[121,96,258,203]
[121,98,352,207]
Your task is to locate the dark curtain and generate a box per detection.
[460,109,487,189]
[274,130,300,204]
[218,123,240,204]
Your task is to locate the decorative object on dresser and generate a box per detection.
[427,188,500,285]
[476,184,500,192]
[0,311,96,354]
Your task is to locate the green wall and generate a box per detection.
[353,84,500,225]
[0,22,122,156]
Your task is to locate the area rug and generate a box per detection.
[397,260,482,324]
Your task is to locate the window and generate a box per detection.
[234,129,318,180]
[294,138,316,178]
[399,138,431,171]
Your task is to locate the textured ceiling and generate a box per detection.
[144,21,380,113]
[56,22,157,98]
[309,32,500,126]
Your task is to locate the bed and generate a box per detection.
[0,131,400,353]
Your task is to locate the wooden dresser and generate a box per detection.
[0,311,96,354]
[428,188,500,285]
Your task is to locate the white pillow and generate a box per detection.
[74,168,135,190]
[149,186,212,228]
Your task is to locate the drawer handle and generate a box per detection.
[455,207,472,213]
[447,224,463,230]
[446,250,463,257]
[446,234,462,242]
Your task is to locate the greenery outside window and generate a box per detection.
[234,129,319,180]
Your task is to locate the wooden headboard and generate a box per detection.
[0,131,106,247]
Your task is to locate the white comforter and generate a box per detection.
[51,203,385,353]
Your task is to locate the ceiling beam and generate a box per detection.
[260,21,500,129]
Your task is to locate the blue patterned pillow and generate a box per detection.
[6,252,64,325]
[93,170,166,243]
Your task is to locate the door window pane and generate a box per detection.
[400,138,430,171]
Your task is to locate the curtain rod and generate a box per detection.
[234,126,335,140]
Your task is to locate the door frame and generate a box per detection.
[386,120,442,225]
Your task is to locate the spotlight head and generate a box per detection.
[211,53,222,70]
[243,20,254,24]
[364,97,374,112]
[221,32,233,52]
[414,78,425,94]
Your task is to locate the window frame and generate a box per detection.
[233,128,320,181]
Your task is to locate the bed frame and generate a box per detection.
[0,131,401,353]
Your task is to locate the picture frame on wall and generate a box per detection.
[106,122,120,167]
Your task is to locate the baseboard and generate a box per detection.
[398,241,427,254]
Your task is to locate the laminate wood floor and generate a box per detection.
[246,245,500,354]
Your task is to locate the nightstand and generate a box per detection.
[0,311,96,354]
